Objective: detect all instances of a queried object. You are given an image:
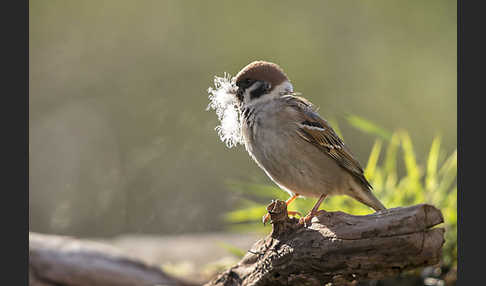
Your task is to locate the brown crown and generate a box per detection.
[234,61,289,89]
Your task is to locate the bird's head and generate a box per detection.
[207,61,293,148]
[234,61,294,105]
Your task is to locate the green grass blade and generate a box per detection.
[436,150,457,200]
[346,114,392,140]
[384,132,400,176]
[224,205,267,223]
[426,136,441,201]
[400,131,421,181]
[439,150,457,177]
[364,139,382,181]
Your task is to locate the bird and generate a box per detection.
[209,60,386,226]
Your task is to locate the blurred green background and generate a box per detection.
[29,0,456,241]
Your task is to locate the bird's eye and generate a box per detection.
[236,79,255,89]
[263,82,271,92]
[249,80,271,100]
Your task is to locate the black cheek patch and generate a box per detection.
[250,82,268,100]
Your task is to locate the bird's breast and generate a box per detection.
[241,104,346,197]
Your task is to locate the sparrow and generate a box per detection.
[208,60,386,226]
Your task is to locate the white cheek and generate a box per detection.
[242,81,294,109]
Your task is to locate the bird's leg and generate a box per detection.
[299,194,328,227]
[285,193,299,205]
[262,193,300,225]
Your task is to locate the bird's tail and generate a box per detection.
[355,189,386,212]
[349,180,386,212]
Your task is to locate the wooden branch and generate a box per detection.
[205,201,445,286]
[29,202,445,286]
[29,232,197,286]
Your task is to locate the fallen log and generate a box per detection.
[29,202,445,286]
[29,232,197,286]
[205,201,445,286]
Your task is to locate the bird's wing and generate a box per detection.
[283,95,372,190]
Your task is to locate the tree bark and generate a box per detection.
[29,202,445,286]
[204,201,444,286]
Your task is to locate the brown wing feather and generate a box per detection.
[284,96,373,190]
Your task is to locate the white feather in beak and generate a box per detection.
[207,73,243,148]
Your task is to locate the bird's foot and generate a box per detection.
[298,210,327,227]
[262,210,302,225]
[298,214,313,227]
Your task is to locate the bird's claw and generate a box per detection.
[299,210,327,227]
[298,215,313,227]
